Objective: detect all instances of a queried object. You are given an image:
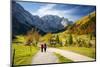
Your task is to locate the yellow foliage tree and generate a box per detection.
[43,33,52,42]
[25,30,34,46]
[33,31,40,44]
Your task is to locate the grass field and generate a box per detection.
[12,34,96,65]
[54,53,73,63]
[12,35,39,65]
[12,44,39,65]
[59,47,96,59]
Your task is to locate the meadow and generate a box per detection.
[12,35,39,65]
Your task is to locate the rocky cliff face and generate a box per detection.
[41,15,64,32]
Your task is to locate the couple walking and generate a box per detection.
[41,43,47,52]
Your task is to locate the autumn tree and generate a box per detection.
[33,31,40,46]
[25,28,34,46]
[43,33,52,43]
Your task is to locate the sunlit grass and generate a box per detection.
[12,35,39,65]
[54,53,73,63]
[59,46,96,59]
[12,44,39,65]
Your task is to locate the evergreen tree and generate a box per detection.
[56,35,60,44]
[68,34,73,45]
[89,33,92,40]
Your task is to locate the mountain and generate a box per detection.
[61,18,73,27]
[12,1,46,36]
[68,11,96,35]
[41,15,64,32]
[12,1,35,36]
[12,1,73,36]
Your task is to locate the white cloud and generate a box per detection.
[32,4,68,17]
[32,4,80,21]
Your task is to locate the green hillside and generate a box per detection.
[68,11,96,35]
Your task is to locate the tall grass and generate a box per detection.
[12,43,39,65]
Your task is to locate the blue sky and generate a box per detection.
[17,1,96,22]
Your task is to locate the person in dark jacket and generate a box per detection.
[41,44,44,52]
[44,43,47,52]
